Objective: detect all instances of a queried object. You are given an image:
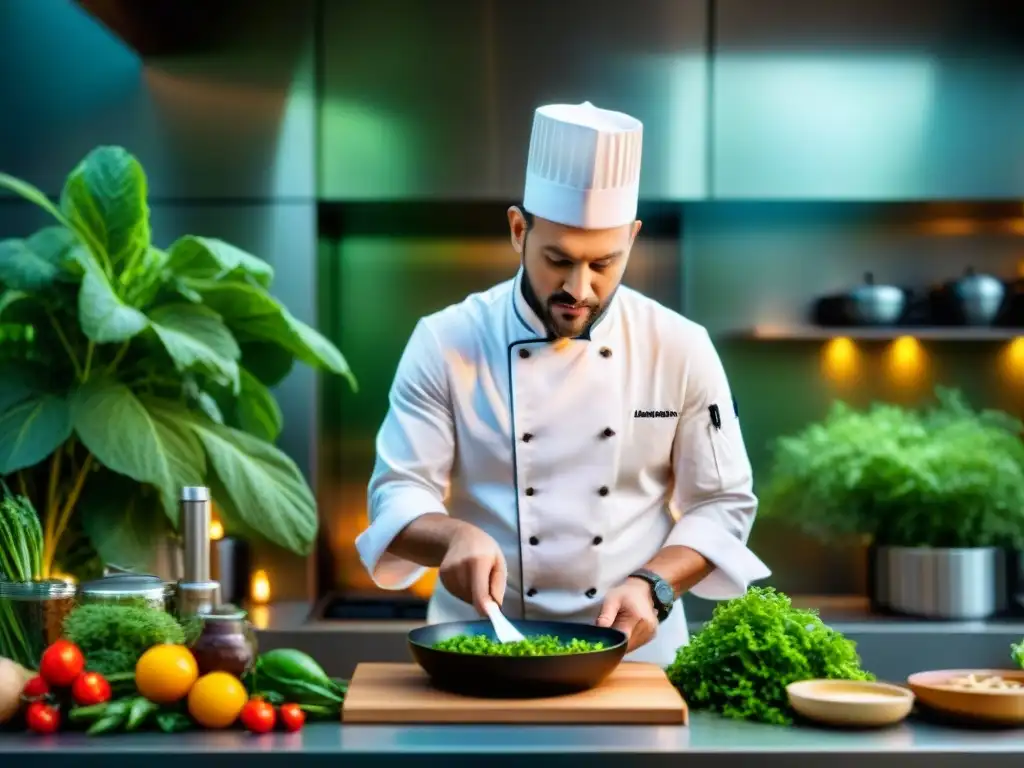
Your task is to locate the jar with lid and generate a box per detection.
[76,574,173,612]
[188,604,258,678]
[0,580,77,669]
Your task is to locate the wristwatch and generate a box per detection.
[629,569,675,623]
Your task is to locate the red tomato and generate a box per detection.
[71,671,111,706]
[21,675,50,699]
[240,698,276,734]
[39,640,85,687]
[25,701,60,734]
[278,703,306,732]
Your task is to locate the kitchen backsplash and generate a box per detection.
[2,0,1023,606]
[316,200,1024,602]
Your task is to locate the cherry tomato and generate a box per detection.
[71,671,111,706]
[39,640,85,687]
[278,703,306,732]
[240,698,276,734]
[25,701,60,734]
[21,675,50,699]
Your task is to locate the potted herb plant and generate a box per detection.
[0,145,356,583]
[760,387,1024,620]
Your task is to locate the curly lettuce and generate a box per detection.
[666,587,875,725]
[1010,640,1024,669]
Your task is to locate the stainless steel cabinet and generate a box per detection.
[0,0,316,200]
[320,0,709,201]
[711,0,1024,200]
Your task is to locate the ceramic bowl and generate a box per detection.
[907,669,1024,726]
[787,679,915,728]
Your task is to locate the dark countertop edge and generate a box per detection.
[5,716,1024,756]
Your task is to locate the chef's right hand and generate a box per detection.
[439,523,507,617]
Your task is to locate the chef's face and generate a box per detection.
[508,207,642,338]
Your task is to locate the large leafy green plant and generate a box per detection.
[0,146,355,579]
[761,387,1024,549]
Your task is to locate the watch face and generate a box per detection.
[655,581,674,605]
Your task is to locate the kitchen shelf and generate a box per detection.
[732,326,1024,341]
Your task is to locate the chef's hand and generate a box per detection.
[439,523,508,617]
[595,578,658,652]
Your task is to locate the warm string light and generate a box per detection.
[819,335,928,386]
[820,335,1024,392]
[820,337,860,384]
[999,337,1024,384]
[885,336,927,386]
[250,569,271,605]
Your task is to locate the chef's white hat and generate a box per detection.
[522,101,643,230]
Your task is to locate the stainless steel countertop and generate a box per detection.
[3,712,1024,767]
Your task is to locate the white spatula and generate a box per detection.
[485,600,526,643]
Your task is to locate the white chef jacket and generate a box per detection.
[356,268,771,668]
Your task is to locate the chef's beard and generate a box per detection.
[521,265,603,339]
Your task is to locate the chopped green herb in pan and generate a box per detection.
[432,634,606,656]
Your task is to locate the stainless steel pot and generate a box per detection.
[848,272,906,325]
[951,267,1005,325]
[878,546,1005,620]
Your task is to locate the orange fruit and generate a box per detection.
[135,644,199,704]
[187,671,248,729]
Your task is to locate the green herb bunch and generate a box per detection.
[62,604,186,677]
[432,634,606,656]
[0,146,357,578]
[760,386,1024,549]
[666,587,874,725]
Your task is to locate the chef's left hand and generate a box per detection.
[595,577,658,652]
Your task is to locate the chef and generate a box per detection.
[355,101,770,667]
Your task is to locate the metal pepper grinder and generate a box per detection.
[176,486,222,619]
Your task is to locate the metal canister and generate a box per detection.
[180,486,212,584]
[76,574,173,612]
[174,580,222,621]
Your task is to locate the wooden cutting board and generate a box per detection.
[341,662,688,724]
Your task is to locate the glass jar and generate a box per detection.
[0,580,77,669]
[188,605,257,678]
[76,574,172,612]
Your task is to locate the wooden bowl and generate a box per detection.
[907,669,1024,726]
[786,679,915,728]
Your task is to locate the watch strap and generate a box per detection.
[630,569,674,622]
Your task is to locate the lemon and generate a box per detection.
[135,644,199,704]
[187,671,248,729]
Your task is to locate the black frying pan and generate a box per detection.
[408,619,627,698]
